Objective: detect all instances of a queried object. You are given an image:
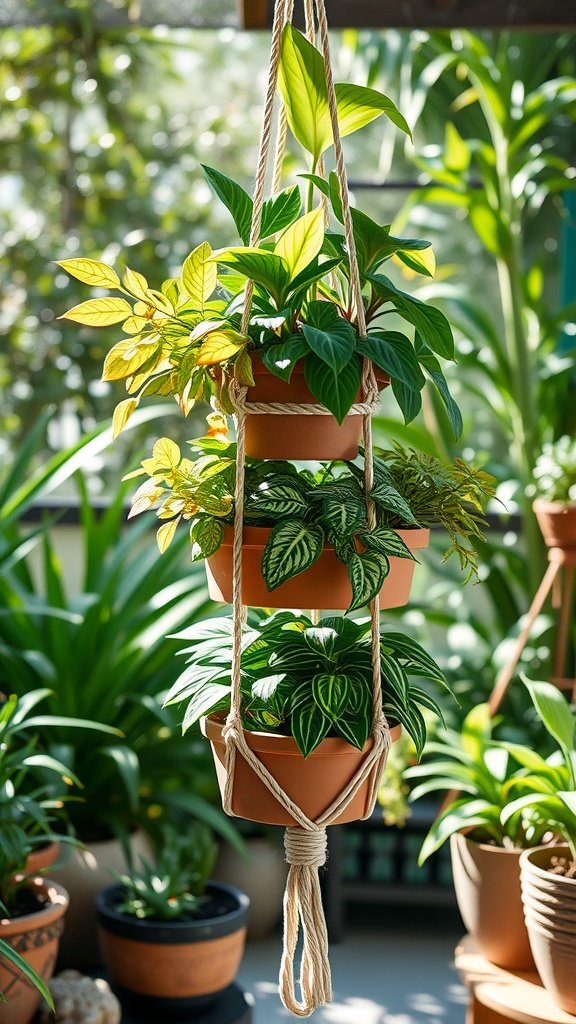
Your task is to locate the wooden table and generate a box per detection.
[455,936,576,1024]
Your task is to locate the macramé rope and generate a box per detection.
[220,0,390,1016]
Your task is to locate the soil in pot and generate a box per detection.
[242,358,389,461]
[206,525,430,610]
[96,881,249,1013]
[521,844,576,1015]
[0,877,69,1024]
[202,713,400,827]
[450,832,535,971]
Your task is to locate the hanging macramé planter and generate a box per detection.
[205,2,398,1015]
[206,524,430,609]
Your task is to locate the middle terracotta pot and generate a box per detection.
[205,525,430,610]
[202,714,400,827]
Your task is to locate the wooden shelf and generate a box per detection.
[455,935,576,1024]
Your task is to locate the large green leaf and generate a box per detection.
[292,699,330,758]
[322,495,366,536]
[358,332,425,390]
[347,550,390,612]
[275,207,325,280]
[189,517,224,561]
[368,274,455,360]
[311,673,351,720]
[417,798,502,864]
[212,248,290,305]
[244,482,308,518]
[261,520,324,590]
[302,301,356,373]
[261,186,303,239]
[361,527,414,560]
[414,335,463,439]
[260,337,309,381]
[278,24,330,163]
[304,352,362,423]
[201,165,253,244]
[524,677,575,754]
[335,83,412,141]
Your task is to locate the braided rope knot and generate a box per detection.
[284,825,327,867]
[221,712,242,745]
[231,393,380,417]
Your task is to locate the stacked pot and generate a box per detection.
[520,846,576,1015]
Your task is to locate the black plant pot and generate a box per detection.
[96,881,250,1016]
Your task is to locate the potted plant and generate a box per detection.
[124,429,493,610]
[501,678,576,1014]
[96,823,249,1015]
[57,24,462,462]
[531,435,576,550]
[0,690,85,1023]
[405,702,551,970]
[165,610,453,826]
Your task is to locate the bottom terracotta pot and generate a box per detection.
[521,844,576,1015]
[202,714,400,827]
[0,877,69,1024]
[96,881,249,1012]
[450,833,535,970]
[206,525,430,610]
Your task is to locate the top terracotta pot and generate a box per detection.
[242,357,389,461]
[533,499,576,550]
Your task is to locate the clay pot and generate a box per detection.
[0,878,69,1024]
[202,714,400,827]
[215,837,287,940]
[450,833,535,971]
[51,830,151,968]
[206,525,430,610]
[521,844,576,1015]
[533,499,576,550]
[242,359,389,461]
[96,881,249,1013]
[25,842,61,877]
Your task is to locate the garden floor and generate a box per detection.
[239,903,468,1023]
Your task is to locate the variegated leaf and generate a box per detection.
[347,550,390,612]
[261,520,324,590]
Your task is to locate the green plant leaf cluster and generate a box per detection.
[115,822,217,922]
[532,436,576,504]
[408,679,576,865]
[57,24,461,434]
[166,611,452,760]
[124,431,493,600]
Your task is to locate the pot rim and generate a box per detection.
[202,712,400,756]
[451,831,526,856]
[532,498,576,514]
[520,844,576,886]
[96,880,249,943]
[0,876,69,929]
[219,524,431,551]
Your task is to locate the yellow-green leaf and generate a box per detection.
[112,398,139,438]
[61,297,132,327]
[234,347,255,386]
[157,517,180,554]
[56,258,121,289]
[196,329,248,366]
[275,207,325,281]
[152,437,181,468]
[444,122,470,173]
[102,337,160,382]
[278,24,331,163]
[335,83,412,142]
[123,267,150,302]
[181,242,217,309]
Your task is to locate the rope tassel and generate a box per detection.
[280,827,333,1017]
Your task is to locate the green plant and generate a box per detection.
[0,433,241,850]
[406,703,550,864]
[57,24,461,437]
[532,436,576,504]
[124,430,493,609]
[502,677,576,861]
[114,823,217,922]
[166,611,453,760]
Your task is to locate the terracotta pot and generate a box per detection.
[521,844,576,1015]
[51,830,151,968]
[96,881,249,1013]
[25,842,61,877]
[215,837,287,940]
[206,525,430,610]
[450,833,535,971]
[0,877,69,1024]
[202,714,400,827]
[242,358,389,461]
[533,499,576,550]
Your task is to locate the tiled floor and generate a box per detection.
[238,904,469,1023]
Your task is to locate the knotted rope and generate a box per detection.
[219,0,391,1015]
